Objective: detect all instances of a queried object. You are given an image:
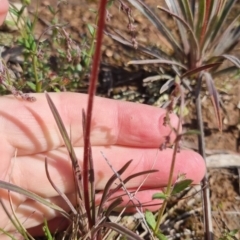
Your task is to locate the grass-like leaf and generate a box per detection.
[145,210,168,240]
[203,71,222,131]
[98,160,133,216]
[45,92,83,200]
[94,222,143,240]
[45,92,88,232]
[0,180,70,219]
[171,179,193,195]
[45,157,77,215]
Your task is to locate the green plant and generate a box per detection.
[2,1,91,93]
[107,0,240,238]
[219,229,239,240]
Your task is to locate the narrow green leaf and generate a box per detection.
[145,211,168,240]
[47,5,55,15]
[43,219,53,240]
[87,23,95,36]
[228,229,239,236]
[180,129,200,136]
[172,179,193,195]
[26,82,36,91]
[152,192,168,200]
[145,210,156,230]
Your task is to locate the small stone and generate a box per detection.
[223,117,228,125]
[237,101,240,109]
[105,49,113,57]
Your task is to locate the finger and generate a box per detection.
[2,144,205,233]
[0,93,179,156]
[11,147,205,198]
[0,0,8,25]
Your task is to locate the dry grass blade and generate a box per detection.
[157,5,199,57]
[128,59,187,69]
[207,0,236,49]
[0,197,32,240]
[0,180,70,219]
[45,157,77,215]
[45,92,88,233]
[104,29,169,59]
[8,193,33,240]
[81,109,96,226]
[221,54,240,68]
[109,169,159,197]
[203,72,222,131]
[180,62,221,78]
[165,0,190,54]
[44,92,83,199]
[127,0,182,56]
[104,198,124,219]
[159,78,174,94]
[98,160,133,216]
[94,222,143,240]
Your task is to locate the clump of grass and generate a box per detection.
[0,0,95,94]
[107,0,240,238]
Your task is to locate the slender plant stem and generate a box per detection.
[33,54,41,92]
[154,118,181,234]
[195,75,214,240]
[83,0,107,229]
[85,18,98,68]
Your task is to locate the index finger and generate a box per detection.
[0,93,179,156]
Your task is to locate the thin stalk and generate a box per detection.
[85,18,98,69]
[195,75,214,240]
[83,0,107,229]
[154,118,181,234]
[33,54,41,92]
[81,14,98,80]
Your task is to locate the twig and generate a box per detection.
[195,74,214,240]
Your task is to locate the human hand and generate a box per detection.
[0,93,205,238]
[0,0,8,25]
[0,2,204,238]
